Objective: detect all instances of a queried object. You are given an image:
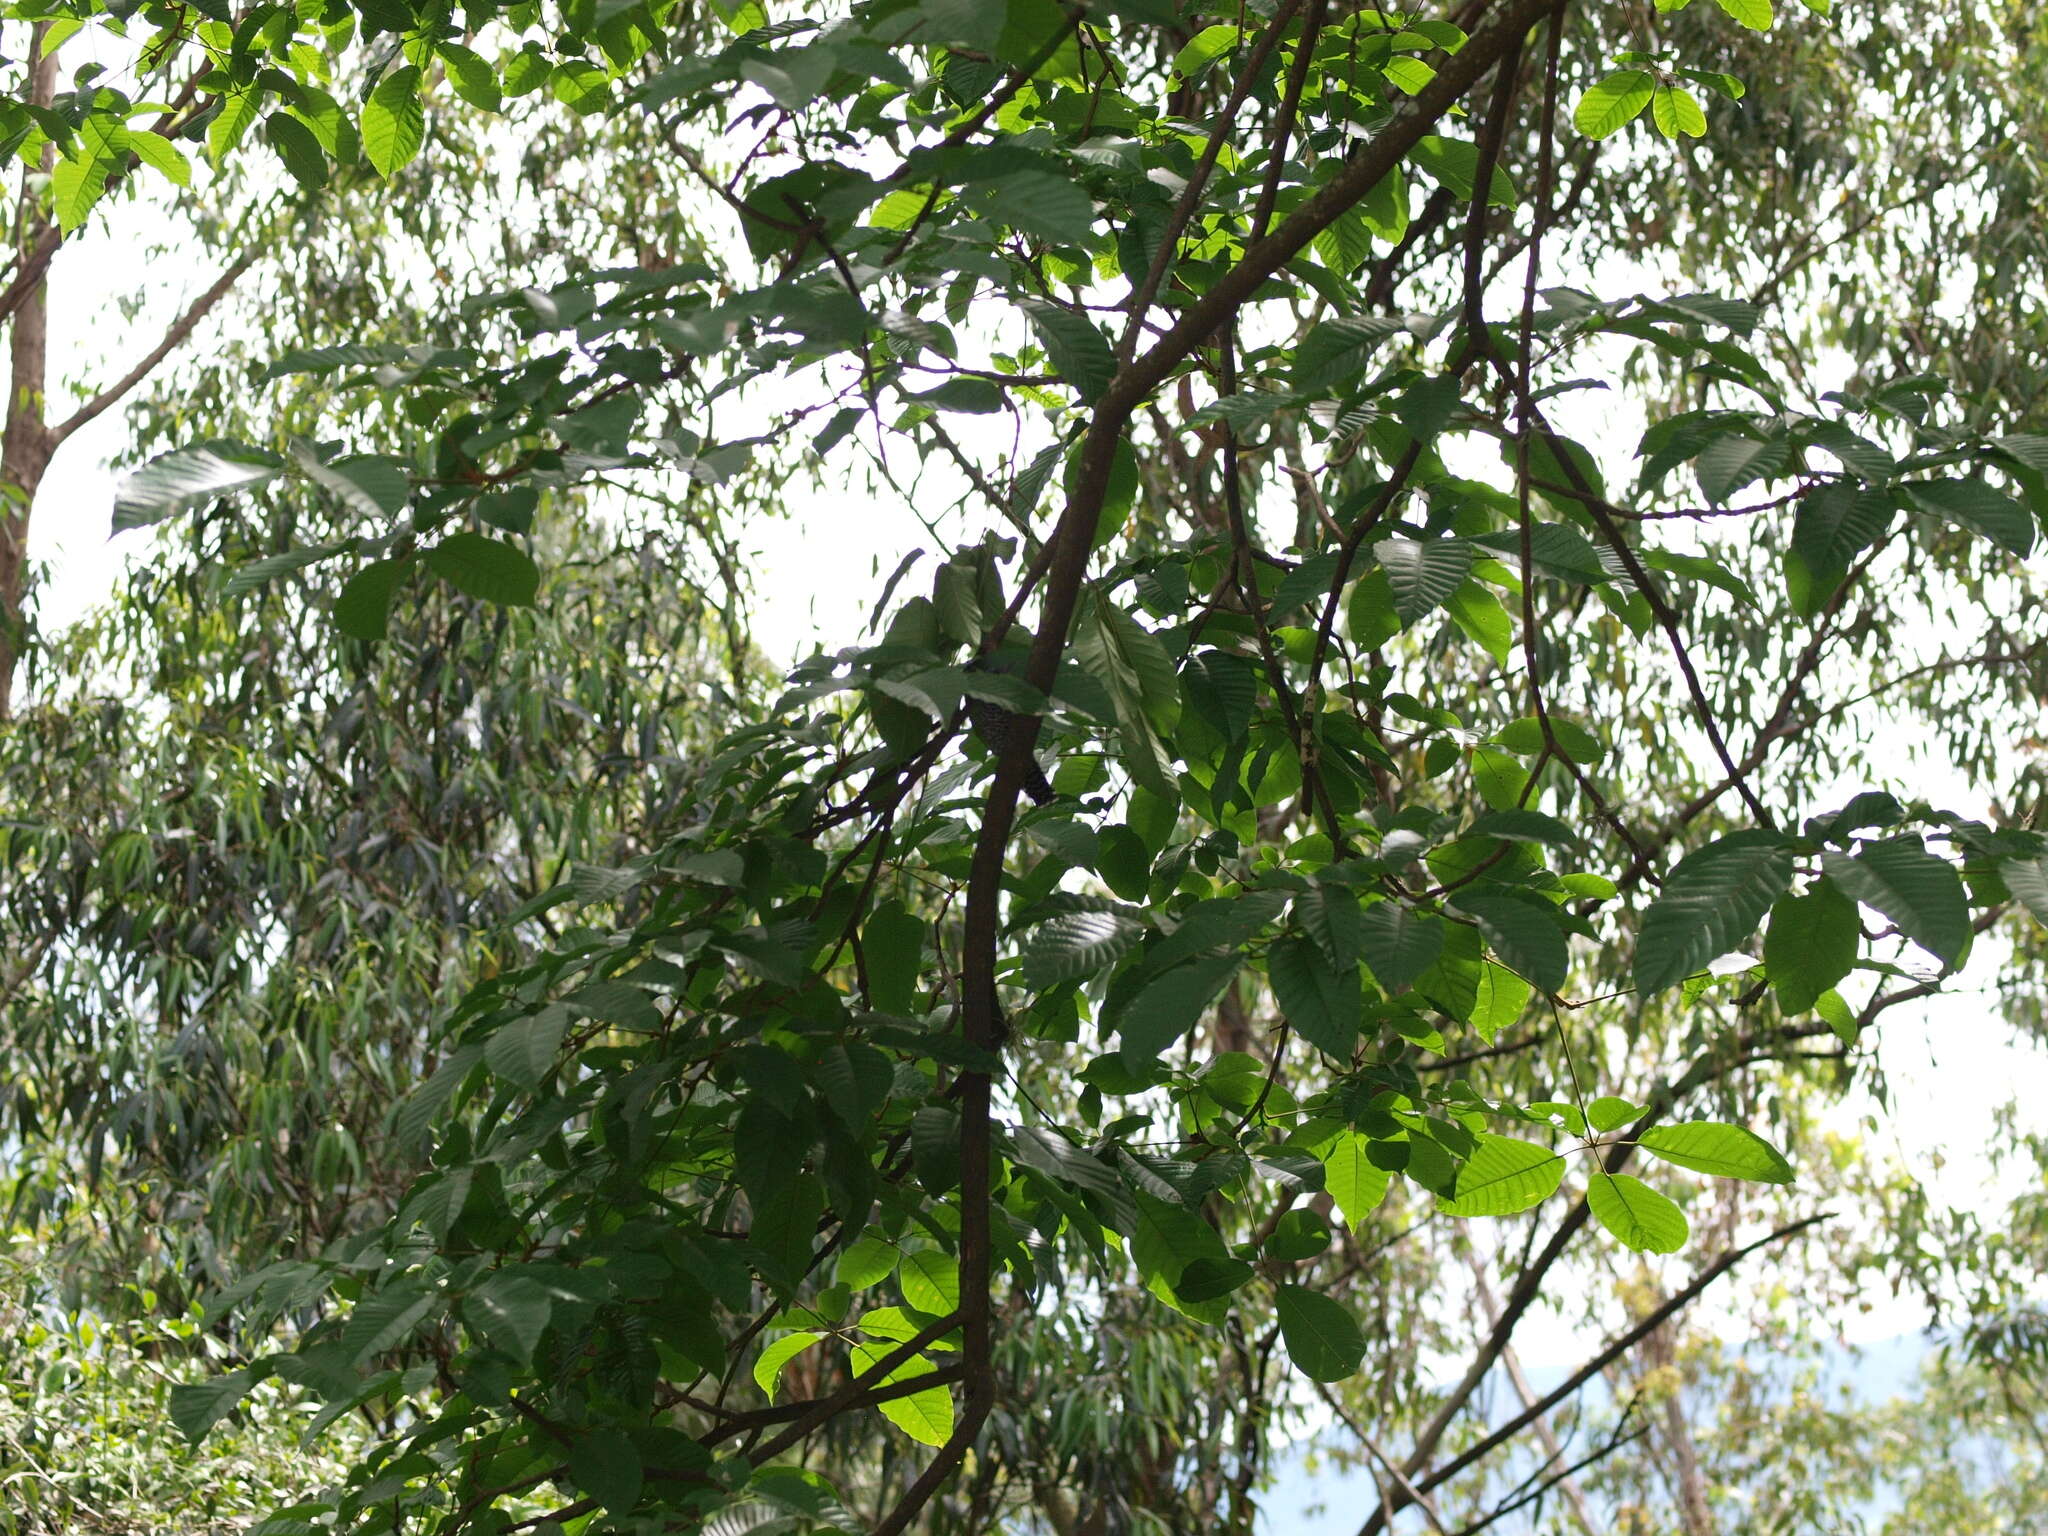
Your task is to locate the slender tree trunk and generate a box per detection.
[0,27,58,717]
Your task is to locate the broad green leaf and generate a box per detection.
[1132,1192,1230,1323]
[1357,902,1444,995]
[1375,537,1473,623]
[1267,933,1361,1058]
[113,444,282,529]
[329,561,405,643]
[1792,483,1893,576]
[754,1331,823,1397]
[1650,83,1707,138]
[1436,1133,1564,1216]
[863,902,926,1014]
[898,1249,959,1315]
[836,1236,900,1290]
[440,42,503,111]
[126,127,191,186]
[1119,950,1242,1066]
[1587,1096,1644,1133]
[1714,0,1773,27]
[484,1006,570,1088]
[1905,478,2036,556]
[1295,884,1364,971]
[1764,880,1859,1014]
[467,1274,556,1366]
[568,1430,643,1514]
[1588,1174,1688,1252]
[1453,893,1568,995]
[1445,580,1512,663]
[424,532,541,606]
[1275,1285,1366,1382]
[1637,1122,1795,1183]
[1470,961,1530,1042]
[341,1283,436,1363]
[1294,315,1404,390]
[169,1367,265,1446]
[1634,831,1793,993]
[52,115,124,233]
[1573,70,1654,138]
[1022,910,1145,988]
[265,112,328,191]
[1322,1130,1391,1227]
[1821,837,1969,964]
[1018,298,1116,401]
[2007,856,2048,929]
[362,66,425,176]
[1408,134,1516,207]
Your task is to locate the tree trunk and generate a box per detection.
[0,28,59,717]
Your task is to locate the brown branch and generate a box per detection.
[51,248,260,447]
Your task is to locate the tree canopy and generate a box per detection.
[6,0,2048,1532]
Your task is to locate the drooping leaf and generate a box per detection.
[1266,933,1361,1058]
[1764,880,1860,1014]
[1356,902,1444,994]
[1821,838,1969,965]
[362,65,426,176]
[1375,537,1473,624]
[1017,298,1116,401]
[1634,831,1794,993]
[424,532,542,606]
[1573,70,1655,138]
[1275,1284,1366,1382]
[1588,1174,1688,1252]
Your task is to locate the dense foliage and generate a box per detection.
[6,0,2048,1532]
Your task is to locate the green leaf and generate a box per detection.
[1588,1174,1688,1252]
[484,1006,570,1088]
[1132,1192,1230,1323]
[1375,537,1473,624]
[341,1283,436,1363]
[1587,1096,1644,1133]
[1713,0,1773,27]
[1453,893,1568,995]
[362,65,426,176]
[1356,902,1444,995]
[1267,933,1361,1058]
[1821,837,1969,964]
[424,532,541,606]
[1764,880,1859,1014]
[753,1331,824,1397]
[1469,961,1530,1043]
[1275,1285,1366,1382]
[1022,910,1145,988]
[1436,1133,1564,1216]
[335,558,413,642]
[264,112,329,191]
[1295,884,1364,971]
[1408,134,1516,207]
[1119,950,1243,1067]
[1650,83,1707,138]
[1905,478,2036,556]
[1637,1122,1794,1184]
[169,1367,265,1446]
[1634,831,1793,993]
[439,42,503,112]
[1573,69,1655,138]
[467,1274,556,1365]
[1792,483,1892,576]
[1294,315,1404,390]
[1322,1130,1391,1228]
[1445,579,1513,663]
[2006,856,2048,929]
[52,115,124,233]
[113,444,282,529]
[568,1430,644,1514]
[1017,298,1116,402]
[898,1249,959,1315]
[126,127,191,187]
